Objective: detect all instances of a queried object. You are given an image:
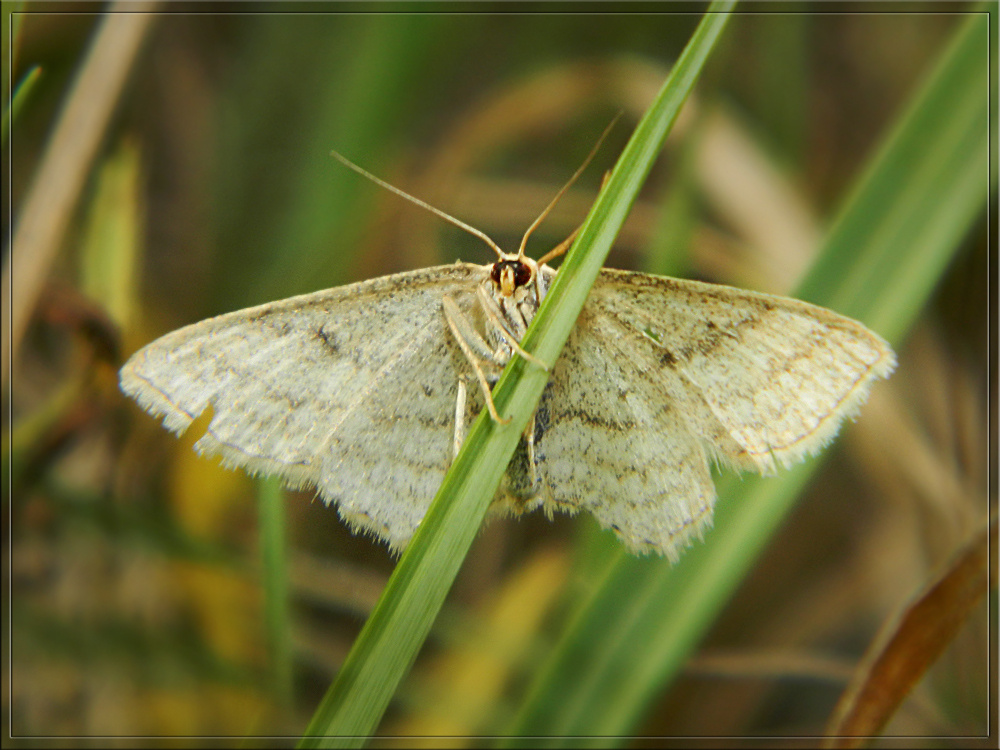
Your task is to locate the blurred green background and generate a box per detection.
[4,4,992,745]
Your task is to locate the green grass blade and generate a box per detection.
[2,63,40,146]
[297,4,736,747]
[519,1,736,369]
[78,140,142,328]
[797,8,991,336]
[501,10,991,745]
[258,476,294,706]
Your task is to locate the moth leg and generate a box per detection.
[442,295,510,425]
[475,285,550,371]
[443,295,502,363]
[453,376,468,459]
[535,225,579,266]
[523,412,538,490]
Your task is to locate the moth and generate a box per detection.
[120,143,895,560]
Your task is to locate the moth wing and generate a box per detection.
[120,263,487,550]
[586,269,897,475]
[533,310,717,560]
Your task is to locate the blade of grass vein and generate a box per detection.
[298,4,736,746]
[502,10,990,743]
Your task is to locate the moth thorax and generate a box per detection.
[491,259,533,297]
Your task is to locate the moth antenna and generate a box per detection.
[536,167,614,266]
[330,149,506,259]
[515,113,622,261]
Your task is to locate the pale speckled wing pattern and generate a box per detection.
[121,262,895,558]
[526,316,717,559]
[518,269,895,556]
[120,263,488,549]
[585,270,895,474]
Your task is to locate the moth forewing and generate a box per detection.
[120,264,489,550]
[585,270,897,478]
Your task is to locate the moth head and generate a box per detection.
[491,254,537,298]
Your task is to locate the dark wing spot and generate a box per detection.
[316,326,339,355]
[533,383,553,444]
[533,405,550,445]
[659,348,677,367]
[561,407,632,431]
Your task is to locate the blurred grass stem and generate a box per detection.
[3,5,158,384]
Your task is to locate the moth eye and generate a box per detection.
[514,262,533,287]
[490,263,504,284]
